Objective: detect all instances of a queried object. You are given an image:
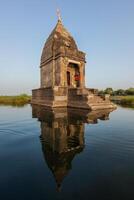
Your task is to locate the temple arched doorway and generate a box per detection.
[67,71,70,86]
[67,63,80,87]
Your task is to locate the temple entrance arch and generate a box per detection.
[67,62,80,88]
[67,71,70,86]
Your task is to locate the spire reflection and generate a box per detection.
[32,106,113,191]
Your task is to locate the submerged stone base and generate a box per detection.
[31,87,116,111]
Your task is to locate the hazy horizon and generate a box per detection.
[0,0,134,95]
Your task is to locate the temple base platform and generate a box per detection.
[31,87,117,111]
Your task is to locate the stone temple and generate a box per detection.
[31,18,116,110]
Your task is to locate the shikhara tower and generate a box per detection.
[32,18,116,110]
[40,19,85,89]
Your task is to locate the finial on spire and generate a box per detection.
[56,8,62,21]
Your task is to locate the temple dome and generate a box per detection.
[41,20,79,65]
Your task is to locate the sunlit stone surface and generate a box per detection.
[31,19,116,110]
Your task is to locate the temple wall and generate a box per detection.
[32,88,54,101]
[40,57,85,89]
[41,62,53,88]
[32,87,68,107]
[61,57,67,86]
[80,62,85,88]
[55,57,61,86]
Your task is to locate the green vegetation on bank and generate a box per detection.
[99,87,134,96]
[99,88,134,106]
[0,94,31,106]
[111,96,134,106]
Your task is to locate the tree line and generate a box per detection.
[99,88,134,96]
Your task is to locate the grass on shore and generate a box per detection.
[111,95,134,105]
[0,94,31,106]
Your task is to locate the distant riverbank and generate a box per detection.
[0,95,31,106]
[111,96,134,106]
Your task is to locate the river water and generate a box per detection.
[0,105,134,200]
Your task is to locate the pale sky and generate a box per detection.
[0,0,134,95]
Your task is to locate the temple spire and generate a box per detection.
[56,8,62,21]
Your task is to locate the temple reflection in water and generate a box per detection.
[32,106,113,191]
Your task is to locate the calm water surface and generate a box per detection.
[0,105,134,200]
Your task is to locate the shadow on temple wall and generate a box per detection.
[32,106,114,191]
